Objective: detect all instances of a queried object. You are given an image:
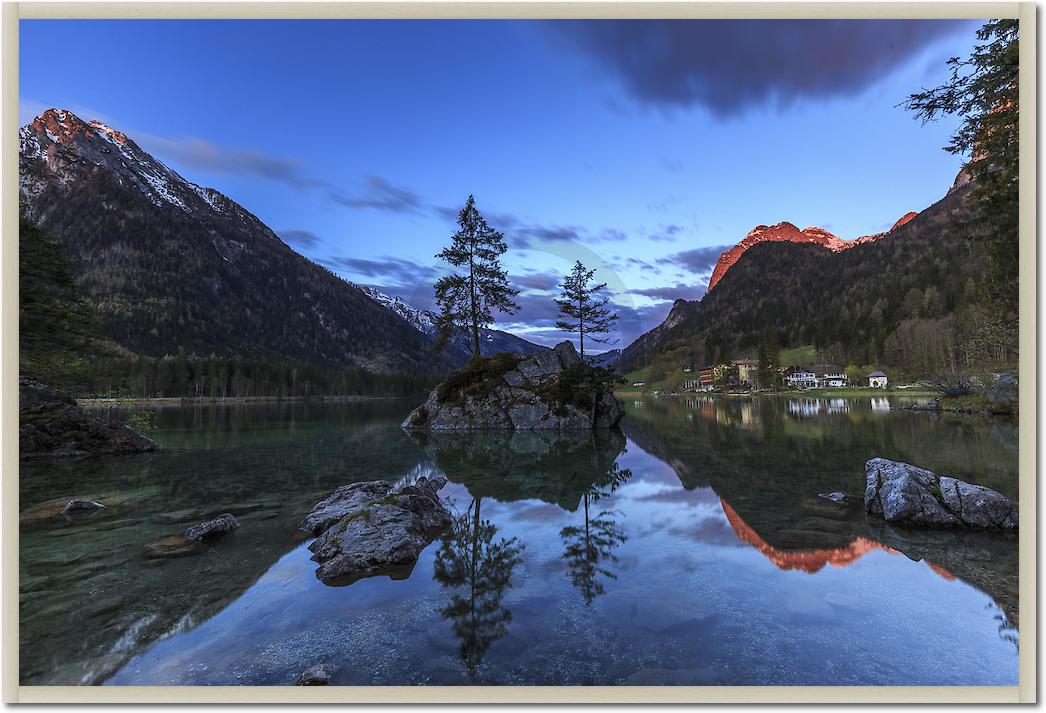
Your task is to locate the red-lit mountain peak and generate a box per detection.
[707,212,918,292]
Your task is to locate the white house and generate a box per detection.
[785,367,817,389]
[867,370,888,388]
[814,366,848,388]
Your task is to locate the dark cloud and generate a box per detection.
[633,282,708,302]
[278,229,321,249]
[658,244,731,274]
[329,175,425,214]
[555,20,973,116]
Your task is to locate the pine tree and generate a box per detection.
[434,196,518,356]
[756,331,780,390]
[904,20,1019,347]
[554,260,618,359]
[19,219,101,388]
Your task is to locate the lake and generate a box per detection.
[19,395,1019,686]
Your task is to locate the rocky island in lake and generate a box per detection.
[19,378,157,458]
[402,341,624,431]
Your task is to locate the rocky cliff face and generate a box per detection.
[402,341,624,431]
[707,213,918,291]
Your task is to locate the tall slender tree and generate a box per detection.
[434,196,518,357]
[904,20,1019,348]
[554,260,617,359]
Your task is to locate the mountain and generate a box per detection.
[707,212,918,291]
[590,349,622,367]
[352,284,548,360]
[19,109,457,374]
[619,181,979,374]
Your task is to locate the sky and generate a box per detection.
[20,19,984,350]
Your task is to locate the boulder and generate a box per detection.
[61,500,106,516]
[986,372,1018,405]
[19,378,157,458]
[296,663,334,686]
[402,341,624,431]
[864,458,1017,530]
[299,475,451,586]
[183,513,239,542]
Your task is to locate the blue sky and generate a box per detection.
[20,19,983,349]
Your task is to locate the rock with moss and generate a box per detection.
[19,377,157,458]
[864,457,1017,530]
[402,341,624,431]
[299,474,451,586]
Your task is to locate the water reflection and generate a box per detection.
[408,429,628,511]
[433,497,524,679]
[560,463,632,605]
[622,396,1020,632]
[19,397,1020,685]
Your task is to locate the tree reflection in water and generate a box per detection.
[560,461,632,605]
[432,496,524,679]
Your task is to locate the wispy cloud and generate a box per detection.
[329,175,425,214]
[278,229,322,250]
[318,255,439,285]
[633,282,708,302]
[658,244,731,274]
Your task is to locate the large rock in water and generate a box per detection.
[402,341,624,431]
[19,378,157,458]
[299,474,451,586]
[864,458,1017,530]
[986,371,1018,405]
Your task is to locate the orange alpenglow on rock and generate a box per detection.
[706,211,919,291]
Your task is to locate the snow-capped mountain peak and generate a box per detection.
[352,284,439,336]
[20,109,264,233]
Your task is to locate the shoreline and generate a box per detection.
[615,388,938,399]
[76,394,412,406]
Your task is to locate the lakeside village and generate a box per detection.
[641,360,892,395]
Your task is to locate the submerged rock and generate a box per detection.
[402,341,624,431]
[818,492,849,503]
[864,458,1017,530]
[296,663,334,686]
[61,499,106,516]
[183,513,239,542]
[299,475,451,586]
[19,377,158,458]
[142,535,206,559]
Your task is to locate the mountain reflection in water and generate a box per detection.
[19,397,1018,686]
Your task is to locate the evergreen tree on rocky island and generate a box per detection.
[434,195,519,356]
[555,260,617,359]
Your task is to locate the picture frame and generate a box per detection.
[2,1,1036,703]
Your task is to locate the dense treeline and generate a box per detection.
[78,355,439,399]
[19,217,441,399]
[621,186,1015,382]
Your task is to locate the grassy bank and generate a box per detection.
[761,387,938,398]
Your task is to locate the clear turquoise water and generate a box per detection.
[19,396,1018,686]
